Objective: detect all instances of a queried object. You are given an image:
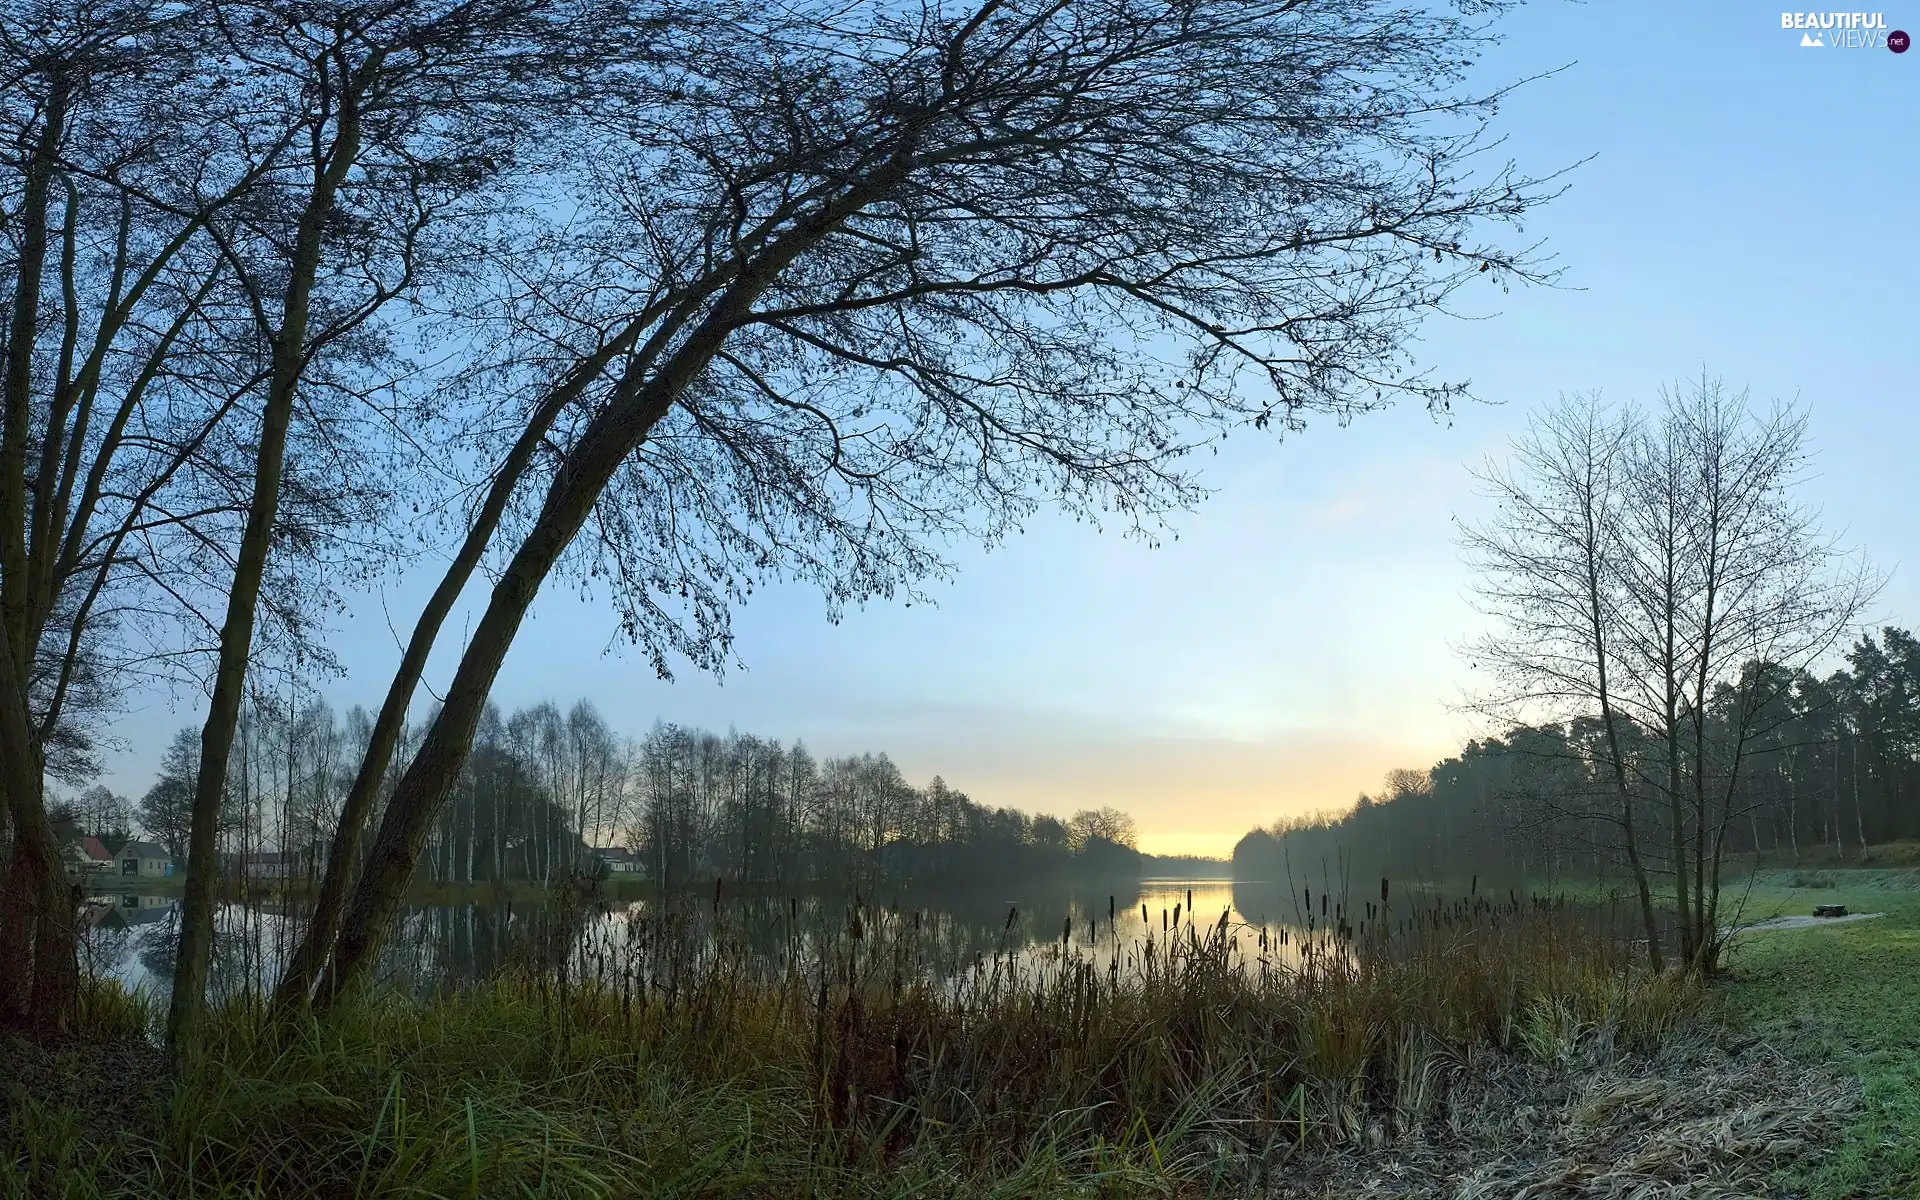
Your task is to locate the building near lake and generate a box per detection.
[62,834,114,877]
[95,892,178,929]
[112,840,175,879]
[595,847,640,873]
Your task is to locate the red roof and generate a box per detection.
[75,836,111,862]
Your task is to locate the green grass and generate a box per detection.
[1714,867,1920,1199]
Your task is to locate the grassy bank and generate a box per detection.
[1715,867,1920,1199]
[5,902,1705,1199]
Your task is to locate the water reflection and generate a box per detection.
[86,878,1344,1000]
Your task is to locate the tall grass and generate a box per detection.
[6,889,1699,1199]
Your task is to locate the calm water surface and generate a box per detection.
[82,877,1348,1002]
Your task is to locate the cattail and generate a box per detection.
[1142,903,1149,926]
[713,876,722,910]
[1470,874,1478,896]
[1320,893,1327,918]
[1381,877,1390,904]
[1173,902,1182,927]
[1109,895,1115,923]
[1187,888,1193,911]
[1006,904,1018,931]
[1063,917,1072,948]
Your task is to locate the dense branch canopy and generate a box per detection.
[430,0,1561,678]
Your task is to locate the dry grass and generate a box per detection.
[1456,1040,1857,1199]
[4,892,1798,1199]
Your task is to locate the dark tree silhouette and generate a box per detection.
[295,0,1561,1011]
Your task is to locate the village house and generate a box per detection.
[112,839,175,879]
[61,834,114,877]
[96,892,179,929]
[595,846,640,873]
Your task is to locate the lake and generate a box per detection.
[80,876,1365,1002]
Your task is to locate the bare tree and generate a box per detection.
[1641,381,1874,968]
[0,0,278,1033]
[269,0,1565,1009]
[1460,396,1665,969]
[1067,806,1140,851]
[1462,382,1876,973]
[167,0,651,1051]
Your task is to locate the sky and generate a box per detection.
[96,2,1918,857]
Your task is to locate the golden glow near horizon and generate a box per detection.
[935,725,1462,862]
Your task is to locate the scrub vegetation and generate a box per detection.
[8,895,1710,1199]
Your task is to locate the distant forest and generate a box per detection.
[1236,627,1920,888]
[60,699,1171,892]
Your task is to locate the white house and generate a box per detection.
[595,846,640,873]
[113,840,175,879]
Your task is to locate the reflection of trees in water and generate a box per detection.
[93,881,1339,997]
[371,902,588,994]
[469,884,1188,989]
[77,915,133,981]
[88,900,303,1001]
[85,880,1655,1004]
[1232,879,1318,929]
[560,884,1165,989]
[139,921,180,991]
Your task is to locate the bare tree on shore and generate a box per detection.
[1459,380,1876,972]
[7,0,1563,1036]
[273,0,1564,1015]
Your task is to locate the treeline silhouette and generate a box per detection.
[1236,628,1920,887]
[106,694,1151,892]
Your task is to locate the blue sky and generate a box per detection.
[99,2,1918,856]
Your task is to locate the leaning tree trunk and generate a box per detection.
[168,68,376,1057]
[167,324,305,1058]
[314,399,665,1005]
[1591,589,1664,972]
[311,159,910,998]
[309,168,902,1005]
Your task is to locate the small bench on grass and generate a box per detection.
[1813,903,1849,918]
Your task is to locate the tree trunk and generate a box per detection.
[0,816,80,1038]
[1854,734,1868,854]
[0,75,79,1039]
[169,65,376,1058]
[316,146,921,995]
[1787,760,1800,865]
[0,623,79,1036]
[1667,724,1691,964]
[310,166,910,1001]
